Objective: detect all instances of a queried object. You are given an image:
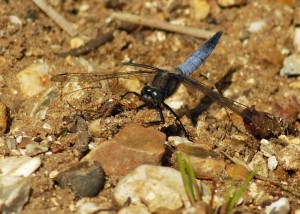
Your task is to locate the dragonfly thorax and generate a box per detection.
[141,86,164,107]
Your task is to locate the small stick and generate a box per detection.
[32,0,78,37]
[111,12,217,39]
[58,24,137,57]
[58,29,114,57]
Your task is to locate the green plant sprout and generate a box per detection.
[176,150,257,213]
[225,170,257,214]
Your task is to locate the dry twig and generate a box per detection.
[32,0,78,37]
[111,12,217,39]
[58,24,137,57]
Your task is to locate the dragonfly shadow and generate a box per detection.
[190,66,241,124]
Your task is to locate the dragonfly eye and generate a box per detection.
[141,86,163,106]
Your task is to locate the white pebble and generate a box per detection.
[9,15,22,25]
[267,156,278,170]
[280,54,300,76]
[294,27,300,52]
[16,136,23,144]
[49,170,59,179]
[79,4,90,12]
[0,156,41,177]
[265,198,290,214]
[168,136,192,146]
[167,100,184,110]
[70,37,84,49]
[248,20,266,33]
[42,123,52,130]
[16,63,50,97]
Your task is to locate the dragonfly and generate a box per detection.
[51,31,288,139]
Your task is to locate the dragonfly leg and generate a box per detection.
[143,106,165,124]
[136,104,148,112]
[162,102,190,139]
[120,91,141,99]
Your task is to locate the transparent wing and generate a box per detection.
[168,72,286,137]
[122,62,162,71]
[172,72,252,120]
[51,70,155,83]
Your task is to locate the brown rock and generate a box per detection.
[173,151,225,180]
[50,141,64,153]
[188,155,226,180]
[83,124,166,176]
[172,142,225,179]
[225,164,249,180]
[0,102,8,134]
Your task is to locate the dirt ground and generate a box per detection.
[1,0,300,213]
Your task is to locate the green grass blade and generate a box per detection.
[226,170,257,214]
[176,151,195,205]
[184,153,202,201]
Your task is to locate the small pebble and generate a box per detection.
[79,4,90,12]
[17,137,35,149]
[113,165,190,212]
[114,164,223,212]
[73,116,89,158]
[16,63,50,97]
[259,139,276,157]
[54,161,105,197]
[16,135,23,144]
[70,37,84,49]
[265,198,290,214]
[248,152,268,177]
[294,27,300,53]
[217,0,247,7]
[280,54,300,76]
[49,170,59,179]
[0,176,30,213]
[168,136,193,147]
[6,137,17,150]
[267,156,278,171]
[50,141,64,153]
[25,143,49,156]
[0,102,8,134]
[248,20,266,33]
[225,164,249,180]
[0,156,41,177]
[118,205,150,214]
[76,201,101,214]
[173,144,225,180]
[9,15,22,25]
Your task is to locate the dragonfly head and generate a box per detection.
[141,86,163,106]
